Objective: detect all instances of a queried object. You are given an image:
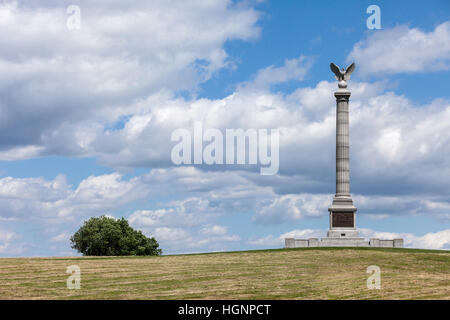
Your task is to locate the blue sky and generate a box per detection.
[0,0,449,256]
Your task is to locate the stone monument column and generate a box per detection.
[283,62,403,248]
[335,89,351,197]
[328,63,358,238]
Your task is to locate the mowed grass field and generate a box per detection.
[0,247,449,300]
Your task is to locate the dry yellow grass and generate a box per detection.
[0,247,449,299]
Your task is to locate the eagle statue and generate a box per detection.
[330,62,355,88]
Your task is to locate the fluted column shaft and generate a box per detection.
[335,91,351,197]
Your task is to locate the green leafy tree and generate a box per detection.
[70,216,162,256]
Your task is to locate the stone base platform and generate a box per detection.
[285,237,404,248]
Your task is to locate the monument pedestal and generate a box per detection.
[321,198,365,245]
[327,195,358,238]
[327,229,359,238]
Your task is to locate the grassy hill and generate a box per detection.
[0,247,449,299]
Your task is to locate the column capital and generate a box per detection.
[334,89,351,100]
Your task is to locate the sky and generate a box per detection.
[0,0,449,256]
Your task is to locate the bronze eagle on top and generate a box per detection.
[330,62,355,81]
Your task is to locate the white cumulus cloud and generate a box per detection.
[348,21,450,75]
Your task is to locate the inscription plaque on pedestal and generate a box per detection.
[332,212,354,228]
